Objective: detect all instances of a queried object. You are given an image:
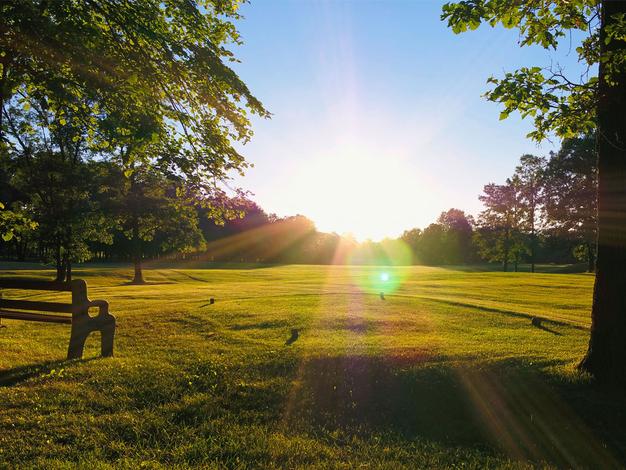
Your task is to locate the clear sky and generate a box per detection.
[230,0,583,241]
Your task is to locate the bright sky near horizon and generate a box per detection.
[230,0,584,241]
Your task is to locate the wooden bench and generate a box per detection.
[0,279,116,359]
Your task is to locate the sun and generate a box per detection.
[284,143,430,241]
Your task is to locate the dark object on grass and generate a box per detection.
[380,292,385,300]
[286,328,299,345]
[209,298,215,305]
[0,279,116,359]
[531,317,542,327]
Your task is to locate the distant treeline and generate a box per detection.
[1,135,596,272]
[402,134,596,272]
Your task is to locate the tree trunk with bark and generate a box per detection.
[530,204,536,273]
[65,257,72,283]
[587,242,596,274]
[579,0,626,383]
[54,240,65,282]
[131,215,145,284]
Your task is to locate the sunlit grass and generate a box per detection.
[0,264,624,468]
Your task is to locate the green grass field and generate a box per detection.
[1,264,625,469]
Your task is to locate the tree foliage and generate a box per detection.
[475,180,526,271]
[1,0,268,281]
[542,134,597,271]
[0,201,36,242]
[441,1,603,140]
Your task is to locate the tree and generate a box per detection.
[2,1,268,282]
[401,228,423,263]
[115,168,206,284]
[437,208,475,264]
[442,1,626,381]
[10,150,112,281]
[476,181,525,272]
[2,82,113,281]
[542,135,597,272]
[419,223,446,265]
[513,155,545,273]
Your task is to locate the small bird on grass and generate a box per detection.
[285,328,299,345]
[531,317,542,327]
[380,292,385,300]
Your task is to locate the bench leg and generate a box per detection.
[100,318,116,358]
[67,315,116,360]
[67,318,90,360]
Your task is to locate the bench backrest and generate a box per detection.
[0,279,89,314]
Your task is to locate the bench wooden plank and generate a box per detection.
[0,279,73,291]
[0,310,72,324]
[0,299,73,313]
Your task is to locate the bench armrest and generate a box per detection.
[81,299,110,317]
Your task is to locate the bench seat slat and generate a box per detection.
[0,299,73,313]
[0,280,73,291]
[0,310,72,324]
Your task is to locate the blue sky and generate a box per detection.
[229,0,585,241]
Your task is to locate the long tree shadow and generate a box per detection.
[283,354,626,468]
[0,357,97,387]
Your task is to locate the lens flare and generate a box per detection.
[347,238,413,294]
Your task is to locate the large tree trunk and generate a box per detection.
[530,206,535,273]
[528,181,536,274]
[65,257,72,283]
[587,242,596,274]
[133,259,144,284]
[128,169,146,285]
[131,215,145,284]
[579,1,626,382]
[54,241,65,282]
[503,230,510,272]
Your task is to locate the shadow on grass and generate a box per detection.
[0,357,96,387]
[283,354,626,468]
[532,322,562,335]
[118,281,174,286]
[411,295,589,331]
[230,320,291,331]
[437,263,591,274]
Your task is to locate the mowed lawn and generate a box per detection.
[1,264,625,469]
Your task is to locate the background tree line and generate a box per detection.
[1,133,597,270]
[472,134,597,272]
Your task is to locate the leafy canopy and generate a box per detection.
[2,0,269,179]
[441,1,610,141]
